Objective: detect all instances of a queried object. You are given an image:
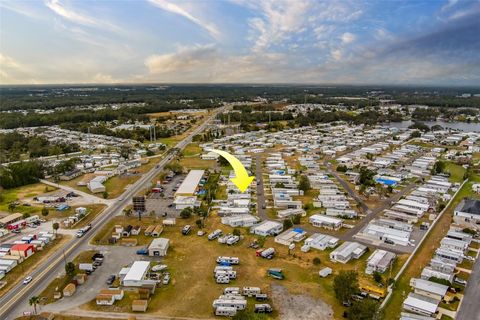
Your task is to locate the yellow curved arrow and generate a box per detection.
[209,149,254,192]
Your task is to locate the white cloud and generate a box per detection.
[147,0,221,40]
[44,0,121,33]
[340,32,355,44]
[242,0,311,52]
[145,44,218,75]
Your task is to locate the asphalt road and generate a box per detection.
[456,248,480,320]
[255,155,267,220]
[0,107,225,319]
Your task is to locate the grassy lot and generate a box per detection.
[445,162,466,183]
[179,156,217,170]
[103,160,157,199]
[181,143,202,157]
[0,235,71,297]
[39,249,98,305]
[383,175,480,319]
[87,214,393,318]
[0,183,56,216]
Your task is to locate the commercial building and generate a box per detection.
[175,170,205,196]
[122,261,156,290]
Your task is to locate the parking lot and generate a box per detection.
[39,245,162,314]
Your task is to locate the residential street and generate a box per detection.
[456,248,480,320]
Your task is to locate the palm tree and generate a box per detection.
[29,296,40,315]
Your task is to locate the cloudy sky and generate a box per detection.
[0,0,479,85]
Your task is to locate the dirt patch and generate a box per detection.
[272,284,333,320]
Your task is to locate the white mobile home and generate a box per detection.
[330,241,367,264]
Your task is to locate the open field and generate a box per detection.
[445,162,466,183]
[383,174,480,319]
[0,235,71,298]
[0,183,56,216]
[86,214,402,319]
[179,157,217,170]
[181,143,202,157]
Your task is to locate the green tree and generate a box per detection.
[102,191,109,199]
[313,257,321,265]
[333,270,359,304]
[283,218,293,230]
[298,175,311,192]
[291,214,301,224]
[233,228,241,236]
[29,296,40,315]
[431,160,446,175]
[52,222,59,234]
[41,207,49,217]
[373,271,383,284]
[65,261,76,277]
[195,219,203,229]
[348,300,382,320]
[180,207,192,219]
[7,202,16,212]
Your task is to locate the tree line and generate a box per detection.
[0,132,80,163]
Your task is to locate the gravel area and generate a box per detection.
[271,284,333,320]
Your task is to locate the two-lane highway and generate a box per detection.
[0,106,226,319]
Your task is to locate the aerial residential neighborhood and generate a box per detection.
[1,1,480,320]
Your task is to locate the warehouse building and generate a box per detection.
[148,238,169,257]
[175,170,205,196]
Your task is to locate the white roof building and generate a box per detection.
[175,170,205,196]
[122,261,150,287]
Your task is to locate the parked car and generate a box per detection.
[23,276,33,285]
[106,275,116,285]
[136,248,148,255]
